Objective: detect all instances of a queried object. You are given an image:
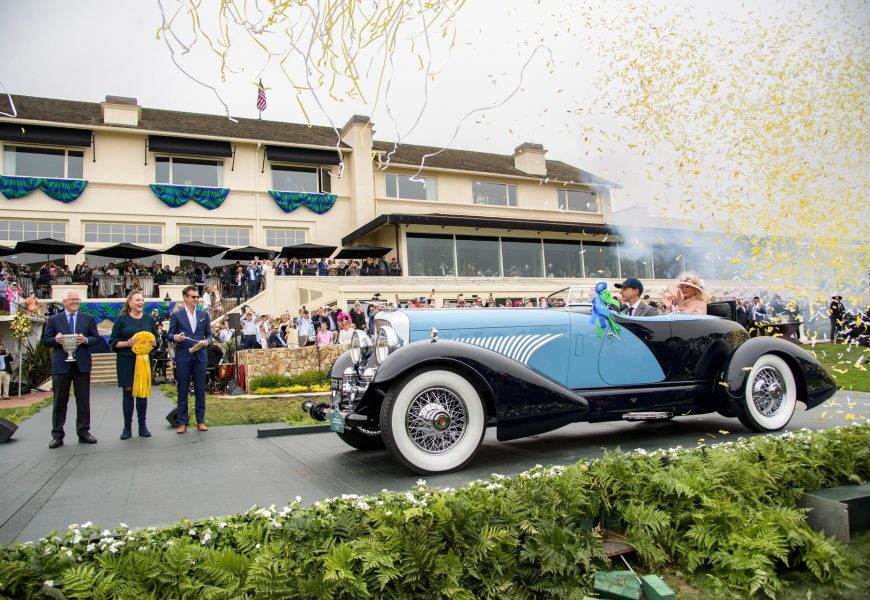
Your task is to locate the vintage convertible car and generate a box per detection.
[303,287,837,474]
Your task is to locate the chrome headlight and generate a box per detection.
[374,325,399,365]
[350,330,373,365]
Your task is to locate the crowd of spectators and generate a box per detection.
[273,256,401,277]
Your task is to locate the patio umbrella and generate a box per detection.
[13,237,84,262]
[221,245,275,261]
[278,243,337,260]
[0,245,15,257]
[334,245,391,260]
[88,242,163,261]
[164,241,229,266]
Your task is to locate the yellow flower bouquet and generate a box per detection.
[131,331,156,397]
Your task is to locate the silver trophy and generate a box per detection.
[61,334,79,362]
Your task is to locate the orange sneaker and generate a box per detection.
[196,423,208,432]
[176,424,187,434]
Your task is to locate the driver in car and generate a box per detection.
[615,277,658,317]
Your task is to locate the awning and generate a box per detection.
[148,135,232,158]
[265,145,341,165]
[341,214,615,245]
[0,123,92,147]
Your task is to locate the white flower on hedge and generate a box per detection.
[201,530,212,544]
[86,543,95,553]
[68,524,79,530]
[295,495,302,502]
[72,534,82,545]
[635,448,648,455]
[188,528,196,536]
[218,521,227,529]
[44,580,54,587]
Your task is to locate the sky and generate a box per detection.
[1,0,867,226]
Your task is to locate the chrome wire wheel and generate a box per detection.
[751,366,786,417]
[405,387,468,454]
[740,354,797,432]
[381,369,486,474]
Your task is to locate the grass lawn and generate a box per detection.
[159,385,321,427]
[809,343,870,392]
[660,531,870,599]
[0,397,53,424]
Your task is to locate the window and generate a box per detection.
[3,145,83,179]
[558,189,598,212]
[651,246,683,280]
[456,235,500,277]
[472,181,517,207]
[84,223,162,245]
[0,220,65,241]
[501,238,543,277]
[265,228,306,248]
[385,173,437,201]
[582,242,619,278]
[270,165,320,193]
[156,156,223,187]
[178,225,249,246]
[407,234,455,276]
[619,244,653,279]
[543,241,583,278]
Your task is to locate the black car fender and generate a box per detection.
[362,339,590,441]
[716,337,837,414]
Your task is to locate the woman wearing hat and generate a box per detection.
[662,272,710,314]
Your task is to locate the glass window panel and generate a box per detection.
[684,245,720,279]
[68,151,84,179]
[501,238,543,277]
[52,223,65,239]
[399,175,435,200]
[5,147,66,178]
[407,234,454,276]
[619,244,653,279]
[385,174,397,198]
[472,181,516,206]
[543,240,583,278]
[270,165,319,193]
[456,235,500,277]
[652,246,683,280]
[9,222,23,233]
[171,157,222,187]
[558,189,598,212]
[155,156,170,184]
[582,242,619,278]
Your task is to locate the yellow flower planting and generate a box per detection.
[131,331,156,398]
[10,310,32,343]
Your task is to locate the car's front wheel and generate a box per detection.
[738,354,797,432]
[381,369,486,474]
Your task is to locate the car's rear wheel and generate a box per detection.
[381,369,486,474]
[738,354,797,432]
[336,428,385,451]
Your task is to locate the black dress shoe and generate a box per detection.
[49,438,64,449]
[78,433,98,444]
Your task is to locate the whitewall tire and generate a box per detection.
[381,369,486,474]
[739,354,797,432]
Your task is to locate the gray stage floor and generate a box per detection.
[1,384,867,544]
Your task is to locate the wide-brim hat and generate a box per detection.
[831,295,843,300]
[669,272,710,302]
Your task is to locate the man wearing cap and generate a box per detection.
[615,278,658,317]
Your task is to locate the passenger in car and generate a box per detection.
[663,272,709,314]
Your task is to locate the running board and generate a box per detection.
[622,411,673,422]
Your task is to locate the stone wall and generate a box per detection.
[237,345,344,391]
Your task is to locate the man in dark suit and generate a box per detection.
[168,285,213,433]
[614,277,658,317]
[268,325,287,348]
[42,290,101,448]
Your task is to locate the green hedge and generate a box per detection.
[249,371,329,393]
[1,426,867,599]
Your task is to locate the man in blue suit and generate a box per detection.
[168,285,213,433]
[42,290,101,448]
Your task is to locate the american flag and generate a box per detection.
[256,80,267,113]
